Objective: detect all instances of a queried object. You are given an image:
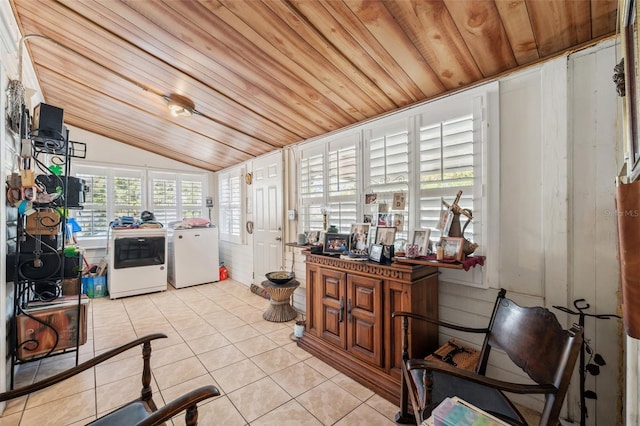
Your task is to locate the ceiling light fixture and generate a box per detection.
[164,93,196,117]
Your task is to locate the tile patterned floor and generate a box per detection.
[0,279,400,425]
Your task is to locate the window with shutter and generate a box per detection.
[74,172,108,238]
[295,81,495,287]
[72,165,208,245]
[181,179,204,219]
[149,172,205,225]
[218,167,244,243]
[299,135,358,233]
[151,175,178,225]
[418,114,475,243]
[366,122,410,242]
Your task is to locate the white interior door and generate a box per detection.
[253,152,283,284]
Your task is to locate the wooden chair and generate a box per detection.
[392,289,583,426]
[0,333,219,426]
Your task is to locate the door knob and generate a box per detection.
[276,236,282,241]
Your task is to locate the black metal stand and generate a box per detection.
[553,299,620,426]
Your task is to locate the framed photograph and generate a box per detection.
[623,0,640,182]
[393,214,404,231]
[377,213,392,226]
[440,237,464,261]
[323,233,350,254]
[382,244,394,264]
[438,209,454,236]
[365,193,377,204]
[412,228,431,256]
[369,244,383,263]
[306,230,320,244]
[363,214,373,223]
[350,223,370,252]
[392,192,406,210]
[375,226,396,245]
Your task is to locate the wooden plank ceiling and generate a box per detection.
[10,0,617,172]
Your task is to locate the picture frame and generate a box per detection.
[365,193,377,204]
[349,223,370,252]
[323,233,350,254]
[369,244,383,263]
[623,0,640,182]
[393,213,404,231]
[375,226,396,245]
[440,237,465,261]
[306,230,320,244]
[381,244,394,264]
[377,213,392,226]
[412,228,431,256]
[438,208,454,236]
[392,192,406,210]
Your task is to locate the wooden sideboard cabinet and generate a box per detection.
[298,253,440,405]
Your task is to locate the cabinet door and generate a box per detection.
[318,268,347,349]
[346,274,383,367]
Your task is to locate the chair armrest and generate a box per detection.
[136,385,221,426]
[392,311,490,334]
[0,333,167,402]
[406,359,557,395]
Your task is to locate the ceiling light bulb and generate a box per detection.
[165,93,195,117]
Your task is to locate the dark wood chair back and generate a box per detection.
[393,289,583,425]
[478,295,583,424]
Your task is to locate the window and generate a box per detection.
[149,172,205,225]
[299,134,359,233]
[366,120,410,241]
[296,82,496,287]
[74,171,108,238]
[218,167,244,243]
[72,165,208,245]
[73,166,143,240]
[417,113,476,242]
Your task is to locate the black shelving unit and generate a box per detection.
[7,112,87,389]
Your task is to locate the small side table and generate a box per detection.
[261,279,300,322]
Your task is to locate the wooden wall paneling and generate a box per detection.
[260,0,392,118]
[527,0,592,56]
[40,74,254,167]
[590,0,619,38]
[58,0,324,140]
[385,0,483,90]
[32,47,278,154]
[494,0,540,65]
[290,0,413,107]
[343,0,445,98]
[443,0,517,76]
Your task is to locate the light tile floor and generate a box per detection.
[0,279,401,425]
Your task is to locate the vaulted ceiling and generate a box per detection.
[9,0,618,172]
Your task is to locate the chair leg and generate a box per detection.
[394,368,416,424]
[185,405,198,426]
[140,340,158,412]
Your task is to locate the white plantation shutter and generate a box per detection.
[367,122,409,241]
[151,175,178,225]
[418,102,482,248]
[299,135,358,232]
[113,170,143,218]
[296,83,494,287]
[219,167,244,243]
[181,179,204,219]
[369,127,409,193]
[149,172,205,225]
[74,172,108,237]
[328,143,357,232]
[72,165,208,245]
[300,150,324,231]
